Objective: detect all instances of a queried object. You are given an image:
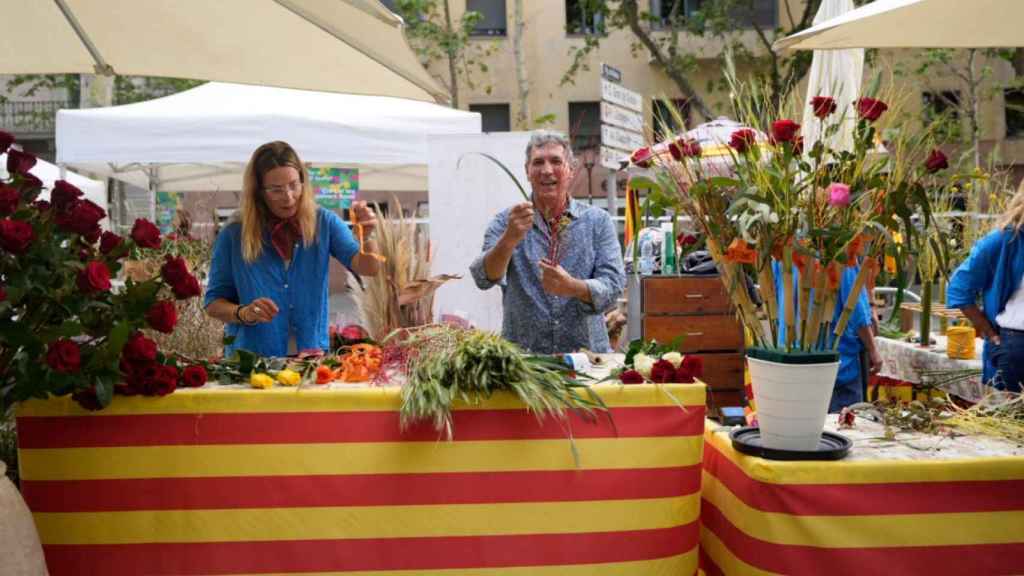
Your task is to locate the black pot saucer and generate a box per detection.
[729,426,852,461]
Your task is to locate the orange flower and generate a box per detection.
[826,261,842,291]
[725,238,757,264]
[845,233,866,266]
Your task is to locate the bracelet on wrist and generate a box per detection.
[234,304,255,326]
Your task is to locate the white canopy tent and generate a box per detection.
[774,0,1024,53]
[56,82,481,205]
[0,153,107,229]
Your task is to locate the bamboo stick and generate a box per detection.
[783,246,795,351]
[831,250,875,351]
[798,256,814,348]
[805,263,828,352]
[757,262,779,347]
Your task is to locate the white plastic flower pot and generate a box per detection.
[747,352,840,451]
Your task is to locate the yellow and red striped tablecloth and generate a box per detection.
[699,422,1024,575]
[16,383,705,576]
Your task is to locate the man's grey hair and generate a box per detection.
[525,130,575,165]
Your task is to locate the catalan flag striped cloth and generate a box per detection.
[699,422,1024,575]
[16,384,706,575]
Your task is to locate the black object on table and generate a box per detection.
[729,426,852,461]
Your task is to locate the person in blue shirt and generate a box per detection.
[775,262,882,412]
[204,141,380,357]
[946,188,1024,392]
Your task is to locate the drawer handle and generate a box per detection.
[685,293,704,298]
[686,332,704,337]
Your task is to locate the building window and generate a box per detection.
[569,101,601,153]
[470,103,511,132]
[652,98,692,141]
[468,0,507,36]
[566,0,605,36]
[650,0,775,30]
[1006,89,1024,140]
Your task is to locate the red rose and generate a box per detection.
[141,363,178,396]
[855,97,888,122]
[33,199,50,212]
[729,129,757,153]
[0,185,19,215]
[925,148,949,173]
[77,261,112,294]
[650,359,677,383]
[340,324,368,342]
[770,119,800,144]
[161,255,190,286]
[130,218,162,249]
[57,199,105,238]
[46,338,81,373]
[620,369,645,384]
[123,332,158,364]
[51,180,83,211]
[181,365,208,388]
[0,285,6,302]
[810,96,837,119]
[18,173,42,192]
[0,130,13,154]
[676,355,704,383]
[6,149,36,174]
[171,273,202,300]
[72,386,103,411]
[99,231,124,255]
[630,146,654,168]
[146,300,178,333]
[669,138,701,160]
[678,233,698,246]
[0,218,34,254]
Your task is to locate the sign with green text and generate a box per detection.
[309,166,358,209]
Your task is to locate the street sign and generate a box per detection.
[602,124,645,151]
[601,101,644,133]
[601,63,622,84]
[600,146,628,171]
[601,78,642,113]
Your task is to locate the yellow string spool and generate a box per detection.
[946,325,976,360]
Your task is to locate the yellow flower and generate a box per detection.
[276,369,301,387]
[250,372,274,389]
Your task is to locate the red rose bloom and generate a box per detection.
[72,386,103,411]
[770,119,800,144]
[146,300,178,334]
[678,233,698,246]
[0,285,6,302]
[18,173,42,192]
[123,332,158,364]
[77,261,112,294]
[810,96,837,119]
[46,338,81,373]
[141,364,178,396]
[0,185,19,215]
[855,98,888,122]
[729,129,757,153]
[0,218,35,254]
[630,146,654,168]
[925,148,949,173]
[99,231,124,255]
[130,218,162,249]
[620,369,645,384]
[650,359,677,383]
[340,324,368,342]
[58,199,105,238]
[181,365,208,388]
[32,199,50,212]
[171,273,202,300]
[0,130,13,154]
[51,180,83,211]
[669,138,701,160]
[676,355,704,383]
[161,255,190,285]
[6,149,36,174]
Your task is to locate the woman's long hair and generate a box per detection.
[239,141,317,262]
[996,180,1024,234]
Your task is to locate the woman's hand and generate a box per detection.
[351,201,377,239]
[242,297,279,324]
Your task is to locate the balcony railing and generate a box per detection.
[0,100,74,133]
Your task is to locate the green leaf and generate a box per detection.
[94,375,114,408]
[456,152,530,202]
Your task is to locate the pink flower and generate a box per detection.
[828,183,851,207]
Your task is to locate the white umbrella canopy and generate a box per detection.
[0,0,446,102]
[775,0,1023,53]
[801,0,864,154]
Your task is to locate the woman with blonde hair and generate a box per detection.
[947,182,1024,392]
[204,141,379,356]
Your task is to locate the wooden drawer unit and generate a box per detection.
[695,352,744,391]
[642,275,731,315]
[643,314,744,353]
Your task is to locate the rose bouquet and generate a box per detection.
[0,131,205,411]
[629,90,947,354]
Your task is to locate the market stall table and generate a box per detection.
[16,383,706,575]
[873,335,985,402]
[700,418,1024,575]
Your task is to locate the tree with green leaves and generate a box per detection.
[389,0,496,108]
[2,74,202,107]
[561,0,875,123]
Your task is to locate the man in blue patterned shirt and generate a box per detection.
[470,131,626,353]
